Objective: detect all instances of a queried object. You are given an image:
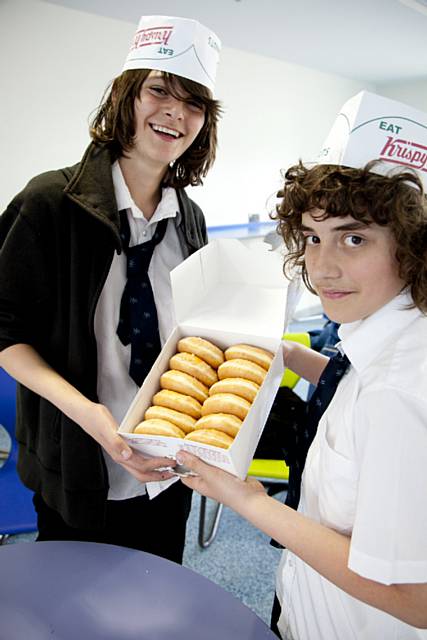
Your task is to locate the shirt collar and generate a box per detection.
[337,290,421,373]
[112,160,180,226]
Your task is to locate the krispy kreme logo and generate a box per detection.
[380,136,427,173]
[131,25,174,50]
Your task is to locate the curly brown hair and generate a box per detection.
[90,69,222,188]
[272,161,427,313]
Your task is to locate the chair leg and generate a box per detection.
[198,495,224,549]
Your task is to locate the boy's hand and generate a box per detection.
[176,450,265,510]
[80,401,176,483]
[0,344,175,483]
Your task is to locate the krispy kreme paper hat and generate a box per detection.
[123,15,221,92]
[318,90,427,189]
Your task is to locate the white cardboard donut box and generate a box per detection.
[118,238,293,482]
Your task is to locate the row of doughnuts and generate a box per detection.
[134,337,230,447]
[195,342,274,447]
[134,337,274,449]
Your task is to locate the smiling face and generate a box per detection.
[302,210,405,323]
[130,70,206,172]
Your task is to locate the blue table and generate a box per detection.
[0,541,277,639]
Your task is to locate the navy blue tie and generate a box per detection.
[117,211,168,387]
[285,351,350,509]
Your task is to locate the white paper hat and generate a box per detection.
[122,15,221,92]
[317,90,427,189]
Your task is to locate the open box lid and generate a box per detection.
[171,239,287,340]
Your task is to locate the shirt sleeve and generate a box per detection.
[348,387,427,584]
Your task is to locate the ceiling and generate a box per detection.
[43,0,427,84]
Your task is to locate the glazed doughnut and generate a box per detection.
[218,358,266,386]
[152,389,202,419]
[177,336,224,369]
[184,428,234,449]
[134,419,185,438]
[201,393,251,421]
[169,352,218,387]
[225,344,274,371]
[194,413,242,438]
[209,377,260,403]
[160,369,208,403]
[144,405,196,434]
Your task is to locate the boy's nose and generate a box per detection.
[310,247,342,279]
[164,97,185,120]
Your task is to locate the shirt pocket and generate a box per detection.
[317,428,359,534]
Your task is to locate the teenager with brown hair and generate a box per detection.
[0,15,221,563]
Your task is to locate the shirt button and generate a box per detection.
[143,230,147,236]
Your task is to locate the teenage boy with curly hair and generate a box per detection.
[178,109,427,636]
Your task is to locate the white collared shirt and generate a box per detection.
[277,291,427,640]
[94,161,184,500]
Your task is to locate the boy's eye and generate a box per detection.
[344,235,364,247]
[304,234,320,245]
[150,86,168,96]
[186,99,205,112]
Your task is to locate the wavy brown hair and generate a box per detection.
[90,69,222,188]
[272,161,427,313]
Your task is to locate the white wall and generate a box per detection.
[196,47,372,225]
[379,78,427,112]
[3,0,416,227]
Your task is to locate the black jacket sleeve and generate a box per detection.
[0,189,53,352]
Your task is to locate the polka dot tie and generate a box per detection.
[285,351,350,510]
[116,211,168,387]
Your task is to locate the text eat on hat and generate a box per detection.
[317,90,427,190]
[123,15,221,93]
